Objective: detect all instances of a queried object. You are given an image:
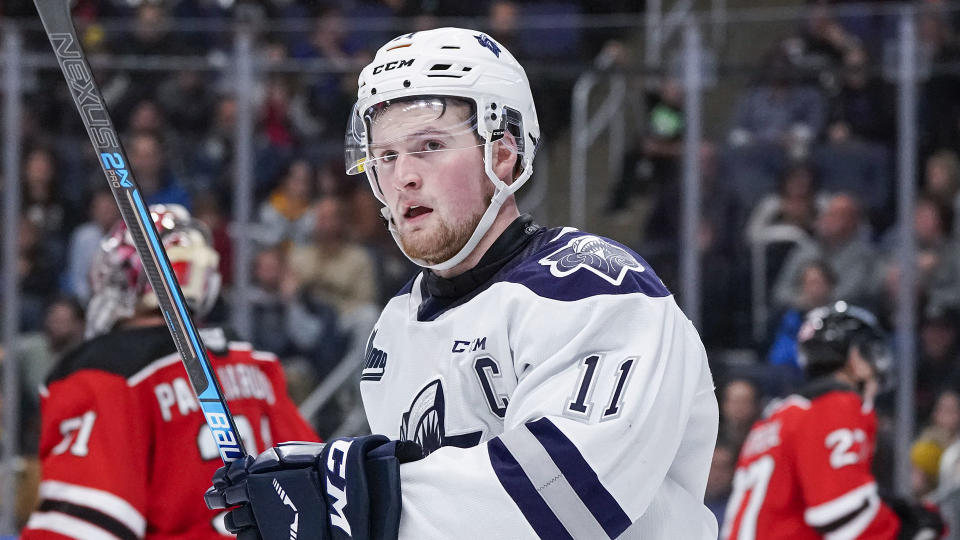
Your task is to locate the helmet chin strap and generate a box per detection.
[382,134,533,272]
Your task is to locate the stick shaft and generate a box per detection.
[33,0,245,462]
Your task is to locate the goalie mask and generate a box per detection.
[86,203,221,338]
[797,301,892,384]
[345,27,540,271]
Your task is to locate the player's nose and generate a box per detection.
[391,153,423,192]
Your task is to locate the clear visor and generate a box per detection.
[345,97,485,176]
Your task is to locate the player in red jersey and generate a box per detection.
[22,204,319,540]
[722,301,944,540]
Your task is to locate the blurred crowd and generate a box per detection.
[2,0,960,535]
[612,1,960,534]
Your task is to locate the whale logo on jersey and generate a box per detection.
[400,379,482,455]
[539,235,644,286]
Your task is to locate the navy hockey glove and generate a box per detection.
[204,436,423,540]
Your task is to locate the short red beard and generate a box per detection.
[400,188,493,265]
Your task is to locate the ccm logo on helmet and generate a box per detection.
[372,58,414,74]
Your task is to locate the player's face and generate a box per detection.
[369,100,493,265]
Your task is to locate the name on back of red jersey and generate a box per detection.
[154,363,276,421]
[741,420,782,458]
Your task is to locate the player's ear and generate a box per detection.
[492,130,519,185]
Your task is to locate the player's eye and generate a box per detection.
[423,140,443,152]
[379,150,398,163]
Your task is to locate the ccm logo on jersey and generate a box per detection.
[325,440,353,535]
[452,337,486,353]
[372,58,414,74]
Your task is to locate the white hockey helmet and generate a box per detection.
[86,204,221,337]
[345,27,540,271]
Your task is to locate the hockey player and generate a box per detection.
[22,204,319,539]
[206,28,720,539]
[721,301,944,540]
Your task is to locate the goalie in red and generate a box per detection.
[22,204,319,540]
[722,301,944,540]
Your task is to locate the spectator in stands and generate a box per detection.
[315,158,359,199]
[289,195,378,314]
[192,95,236,197]
[725,48,828,208]
[767,259,836,386]
[785,0,859,73]
[22,145,73,266]
[17,217,62,332]
[127,98,166,135]
[706,439,737,530]
[125,99,192,187]
[64,188,120,302]
[193,192,234,287]
[916,305,960,422]
[814,45,894,231]
[919,7,960,156]
[260,75,299,150]
[828,45,894,146]
[912,390,960,499]
[728,48,827,153]
[15,297,85,452]
[746,163,823,244]
[289,8,359,138]
[256,158,317,247]
[126,131,192,209]
[911,438,945,500]
[926,390,960,450]
[718,377,762,453]
[247,246,345,381]
[607,77,685,213]
[772,193,880,310]
[156,69,216,140]
[111,4,194,122]
[288,195,380,371]
[881,197,960,315]
[16,296,85,392]
[924,149,960,237]
[813,116,892,232]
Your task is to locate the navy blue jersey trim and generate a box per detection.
[527,418,632,539]
[506,231,669,302]
[488,437,574,540]
[393,274,417,298]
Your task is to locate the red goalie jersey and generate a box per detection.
[721,380,899,540]
[22,325,320,540]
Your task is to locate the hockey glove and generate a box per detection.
[204,436,423,540]
[885,496,946,540]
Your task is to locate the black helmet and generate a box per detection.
[797,301,892,381]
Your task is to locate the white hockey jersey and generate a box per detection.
[360,217,720,539]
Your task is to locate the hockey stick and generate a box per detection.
[33,0,245,462]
